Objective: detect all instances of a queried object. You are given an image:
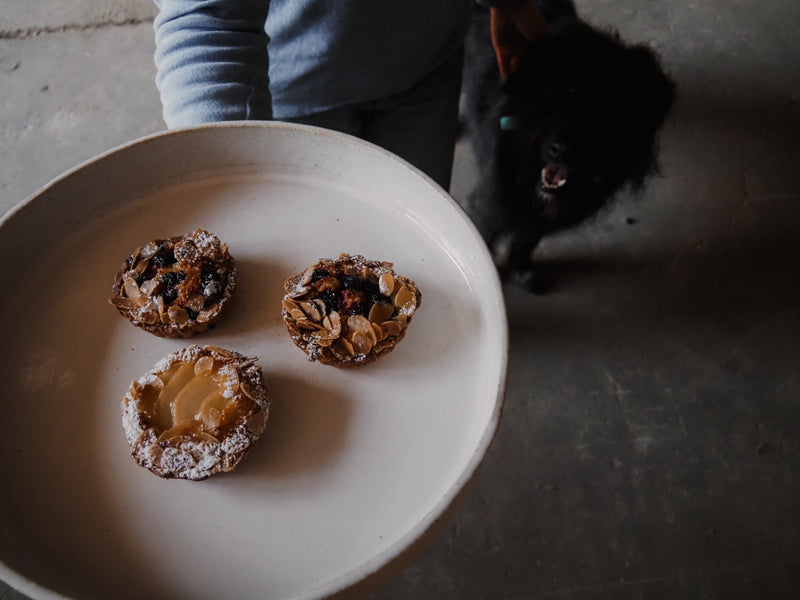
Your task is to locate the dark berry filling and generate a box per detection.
[308,269,388,318]
[151,243,176,268]
[339,289,367,316]
[340,274,361,290]
[319,288,339,313]
[310,268,330,283]
[159,271,185,305]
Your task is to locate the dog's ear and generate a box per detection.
[604,44,676,189]
[625,45,676,130]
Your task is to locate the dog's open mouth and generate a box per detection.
[541,163,569,190]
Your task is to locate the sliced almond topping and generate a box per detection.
[173,239,197,263]
[323,311,342,336]
[132,259,150,277]
[209,347,235,361]
[194,356,214,376]
[366,322,378,345]
[282,298,299,313]
[167,305,189,325]
[140,242,160,260]
[393,284,416,312]
[346,315,374,350]
[240,375,262,401]
[139,304,160,325]
[334,337,355,357]
[351,330,374,354]
[313,299,328,317]
[379,272,395,296]
[123,274,142,300]
[315,334,335,347]
[298,300,322,322]
[139,278,159,297]
[368,301,395,324]
[382,319,402,337]
[300,266,316,286]
[109,296,138,310]
[186,293,206,312]
[291,309,307,322]
[371,322,387,342]
[347,314,371,332]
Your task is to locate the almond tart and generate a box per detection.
[282,254,421,368]
[109,229,236,338]
[121,345,268,480]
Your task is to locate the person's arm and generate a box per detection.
[476,0,550,78]
[153,0,272,128]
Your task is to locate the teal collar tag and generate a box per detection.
[500,115,518,131]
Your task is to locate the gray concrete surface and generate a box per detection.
[2,1,799,599]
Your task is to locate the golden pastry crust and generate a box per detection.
[282,254,421,368]
[121,345,268,480]
[109,229,237,338]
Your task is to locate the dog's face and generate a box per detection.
[501,23,675,231]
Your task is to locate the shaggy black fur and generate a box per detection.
[463,0,675,292]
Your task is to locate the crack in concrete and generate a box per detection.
[0,17,153,40]
[729,151,787,232]
[727,157,760,232]
[603,369,631,404]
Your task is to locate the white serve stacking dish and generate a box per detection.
[0,122,507,600]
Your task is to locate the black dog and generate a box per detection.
[463,0,675,292]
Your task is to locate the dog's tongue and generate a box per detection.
[542,163,569,189]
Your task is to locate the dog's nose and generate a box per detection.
[547,141,564,160]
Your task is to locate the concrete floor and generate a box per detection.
[2,0,799,598]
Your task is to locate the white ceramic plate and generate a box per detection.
[0,122,507,600]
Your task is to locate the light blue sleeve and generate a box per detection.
[153,0,272,128]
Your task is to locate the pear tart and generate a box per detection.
[122,345,268,480]
[109,229,237,338]
[282,254,421,368]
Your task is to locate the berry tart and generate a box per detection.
[282,254,421,368]
[109,229,236,338]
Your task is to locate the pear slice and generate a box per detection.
[153,362,195,429]
[171,374,221,424]
[157,418,201,442]
[199,391,230,431]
